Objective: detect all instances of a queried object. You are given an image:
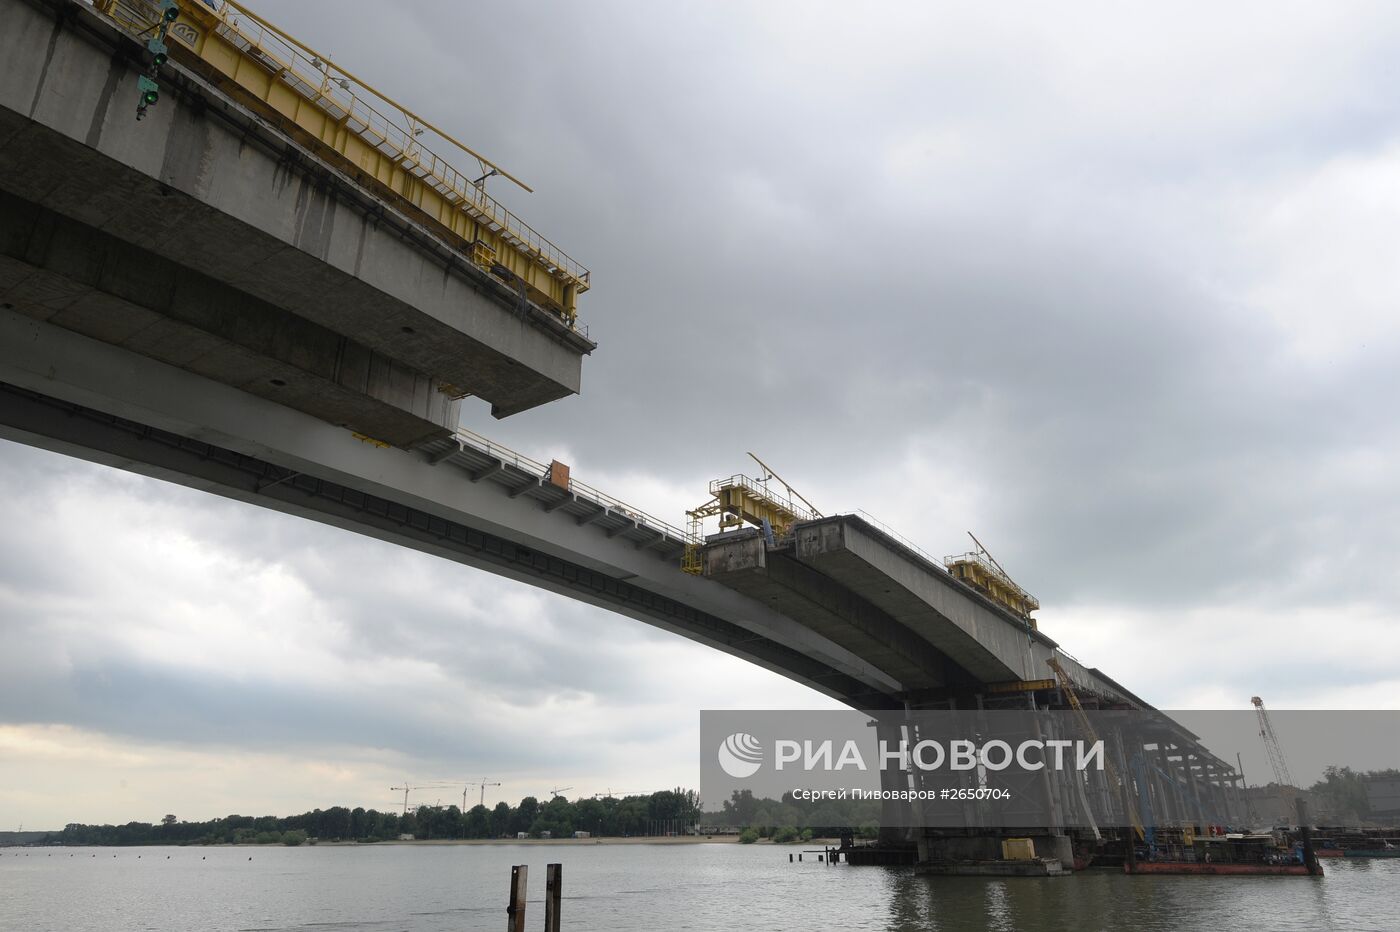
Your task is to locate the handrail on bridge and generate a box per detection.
[854,509,942,569]
[454,428,696,545]
[207,1,590,287]
[943,549,1034,597]
[95,0,590,321]
[709,474,817,525]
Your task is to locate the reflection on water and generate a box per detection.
[882,860,1391,932]
[2,843,1394,931]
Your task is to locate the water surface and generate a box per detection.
[2,843,1393,931]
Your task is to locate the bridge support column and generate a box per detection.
[876,718,915,850]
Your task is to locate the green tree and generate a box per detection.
[349,807,368,839]
[465,805,491,839]
[721,790,759,825]
[1309,765,1370,818]
[512,797,540,835]
[491,801,512,838]
[574,798,604,836]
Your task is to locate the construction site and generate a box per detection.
[4,5,1397,927]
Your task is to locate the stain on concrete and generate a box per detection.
[292,175,337,260]
[27,17,64,119]
[351,215,368,277]
[159,103,214,194]
[83,53,124,149]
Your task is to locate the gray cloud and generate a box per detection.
[5,0,1400,823]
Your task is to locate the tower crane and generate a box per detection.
[389,782,459,815]
[1251,696,1294,787]
[460,779,502,810]
[547,786,574,799]
[592,789,649,799]
[389,784,420,816]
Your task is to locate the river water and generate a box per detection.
[2,843,1395,931]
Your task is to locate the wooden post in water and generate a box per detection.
[507,864,527,932]
[544,863,562,932]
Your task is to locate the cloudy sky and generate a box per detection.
[6,0,1400,829]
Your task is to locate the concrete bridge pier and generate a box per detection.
[875,718,916,850]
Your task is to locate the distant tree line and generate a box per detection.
[703,790,882,841]
[42,789,704,846]
[1306,766,1400,820]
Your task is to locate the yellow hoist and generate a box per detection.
[682,454,821,575]
[945,531,1040,628]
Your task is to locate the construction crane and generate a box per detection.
[460,779,502,811]
[944,531,1040,628]
[547,786,574,800]
[1251,696,1295,787]
[592,789,640,799]
[1047,657,1141,842]
[683,453,821,574]
[390,782,462,815]
[389,783,423,816]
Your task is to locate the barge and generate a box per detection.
[1125,832,1323,876]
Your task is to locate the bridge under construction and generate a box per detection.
[0,0,1252,873]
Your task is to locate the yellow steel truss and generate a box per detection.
[943,532,1038,627]
[682,472,819,575]
[95,0,589,324]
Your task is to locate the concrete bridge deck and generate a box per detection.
[1,0,593,451]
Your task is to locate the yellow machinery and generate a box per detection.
[1047,657,1143,842]
[94,0,589,324]
[945,531,1039,627]
[682,454,821,575]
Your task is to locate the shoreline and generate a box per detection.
[324,835,748,846]
[22,835,846,849]
[343,835,839,847]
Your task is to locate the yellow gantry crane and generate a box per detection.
[682,453,821,574]
[94,0,589,324]
[945,531,1040,628]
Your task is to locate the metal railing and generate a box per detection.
[710,474,818,524]
[97,0,589,295]
[943,551,1039,612]
[455,426,549,475]
[854,509,942,570]
[454,428,694,545]
[944,550,1020,589]
[207,1,590,289]
[568,476,695,544]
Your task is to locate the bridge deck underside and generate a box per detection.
[702,530,978,693]
[702,518,1069,692]
[0,375,899,711]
